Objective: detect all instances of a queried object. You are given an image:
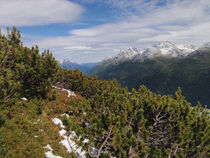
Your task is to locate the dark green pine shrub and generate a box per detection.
[65,82,209,157]
[0,27,58,104]
[0,27,208,157]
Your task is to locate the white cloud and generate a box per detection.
[27,0,210,63]
[64,46,92,50]
[137,22,210,44]
[0,0,83,26]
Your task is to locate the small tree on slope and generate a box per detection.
[0,27,58,104]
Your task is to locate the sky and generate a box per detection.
[0,0,210,63]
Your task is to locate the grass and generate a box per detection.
[0,88,79,158]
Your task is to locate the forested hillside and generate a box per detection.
[90,50,210,107]
[0,28,209,158]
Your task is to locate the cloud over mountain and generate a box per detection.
[3,0,209,63]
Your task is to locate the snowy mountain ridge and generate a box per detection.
[102,41,200,64]
[57,59,77,65]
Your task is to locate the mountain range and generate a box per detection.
[1,28,209,157]
[58,59,97,74]
[56,41,210,106]
[58,41,200,73]
[100,41,198,65]
[89,41,210,107]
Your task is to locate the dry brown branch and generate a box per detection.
[88,126,113,158]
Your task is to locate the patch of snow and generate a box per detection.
[52,118,65,128]
[65,89,75,97]
[40,129,44,132]
[21,97,28,101]
[85,122,91,128]
[59,129,67,136]
[45,144,53,151]
[83,139,89,143]
[52,86,76,97]
[44,144,62,158]
[61,113,70,118]
[60,138,72,153]
[52,117,86,157]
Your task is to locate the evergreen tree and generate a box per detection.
[0,27,58,104]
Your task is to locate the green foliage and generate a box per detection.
[91,54,210,106]
[0,27,209,157]
[0,129,8,157]
[55,60,209,157]
[0,115,8,157]
[0,27,58,104]
[0,93,75,158]
[63,76,210,157]
[55,68,120,99]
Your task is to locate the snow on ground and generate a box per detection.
[61,113,70,118]
[52,86,75,97]
[52,117,86,157]
[52,118,65,128]
[21,97,28,101]
[44,144,62,158]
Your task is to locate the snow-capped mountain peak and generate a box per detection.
[101,41,198,64]
[101,46,142,64]
[57,59,77,65]
[150,41,179,56]
[57,59,79,69]
[119,47,140,58]
[155,41,175,49]
[150,41,197,56]
[175,43,198,53]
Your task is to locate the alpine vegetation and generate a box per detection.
[0,28,209,158]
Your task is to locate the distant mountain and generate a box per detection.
[58,59,98,74]
[101,41,197,65]
[90,42,210,106]
[58,59,79,69]
[2,28,209,158]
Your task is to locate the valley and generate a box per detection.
[89,42,210,107]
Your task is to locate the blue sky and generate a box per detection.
[1,0,210,63]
